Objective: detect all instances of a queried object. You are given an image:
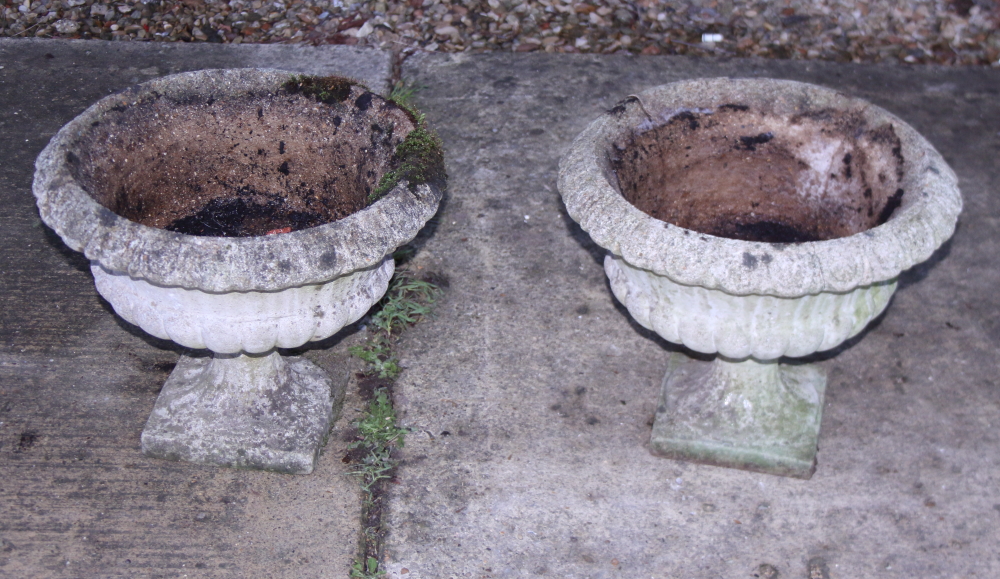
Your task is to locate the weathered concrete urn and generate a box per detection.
[558,78,961,478]
[33,69,444,474]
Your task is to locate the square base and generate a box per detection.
[141,354,338,474]
[649,353,826,479]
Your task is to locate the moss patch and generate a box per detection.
[283,74,359,104]
[282,75,445,206]
[369,126,446,203]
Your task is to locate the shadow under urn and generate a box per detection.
[559,78,961,478]
[33,69,445,474]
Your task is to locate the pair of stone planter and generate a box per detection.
[34,70,960,479]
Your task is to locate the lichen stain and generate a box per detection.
[319,250,337,268]
[607,96,639,116]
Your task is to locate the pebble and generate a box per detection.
[0,0,997,67]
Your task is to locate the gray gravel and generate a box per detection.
[2,0,999,67]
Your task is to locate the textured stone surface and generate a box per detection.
[141,353,341,474]
[559,78,960,479]
[32,66,444,475]
[93,258,393,354]
[606,254,897,360]
[650,353,827,479]
[558,77,963,298]
[33,68,443,293]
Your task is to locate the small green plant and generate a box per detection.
[388,80,419,107]
[347,274,440,376]
[348,337,400,379]
[348,388,406,491]
[354,389,405,447]
[350,556,385,579]
[371,276,441,337]
[388,79,427,125]
[346,385,407,576]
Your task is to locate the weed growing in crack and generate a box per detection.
[349,336,400,379]
[348,273,440,375]
[351,557,385,579]
[388,79,426,125]
[347,259,442,578]
[348,388,406,493]
[371,277,440,338]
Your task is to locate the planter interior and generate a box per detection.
[69,77,406,237]
[559,79,961,479]
[613,104,905,243]
[34,70,444,474]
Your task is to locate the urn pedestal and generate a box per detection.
[34,69,444,473]
[559,78,961,478]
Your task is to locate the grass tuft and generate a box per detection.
[388,79,427,125]
[348,337,400,380]
[348,387,405,493]
[371,276,441,338]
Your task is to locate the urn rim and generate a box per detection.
[558,77,962,298]
[33,68,444,293]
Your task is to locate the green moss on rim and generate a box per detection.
[369,125,447,204]
[283,74,364,104]
[282,75,445,206]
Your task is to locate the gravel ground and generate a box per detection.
[2,0,999,67]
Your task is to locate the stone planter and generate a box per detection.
[33,69,444,474]
[559,78,961,478]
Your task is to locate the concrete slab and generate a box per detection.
[0,39,391,578]
[384,53,1000,578]
[3,39,1000,579]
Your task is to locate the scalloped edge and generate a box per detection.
[558,78,961,298]
[33,68,443,293]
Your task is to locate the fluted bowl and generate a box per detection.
[559,78,961,359]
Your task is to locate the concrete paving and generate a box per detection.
[2,38,999,579]
[0,39,389,579]
[385,53,1000,578]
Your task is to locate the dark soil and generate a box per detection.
[69,80,417,237]
[164,195,326,237]
[611,102,907,243]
